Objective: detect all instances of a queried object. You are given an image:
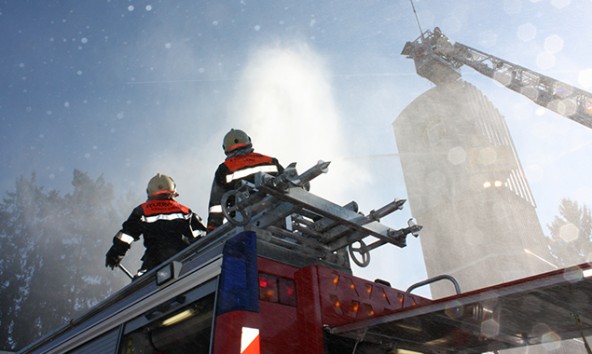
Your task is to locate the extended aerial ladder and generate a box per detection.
[401,27,592,130]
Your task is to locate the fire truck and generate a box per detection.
[18,30,592,354]
[16,160,592,354]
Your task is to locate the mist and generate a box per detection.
[126,40,367,211]
[233,41,371,199]
[3,5,592,346]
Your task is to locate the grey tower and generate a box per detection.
[393,80,555,299]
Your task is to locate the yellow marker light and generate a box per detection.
[351,301,360,313]
[162,309,194,327]
[362,304,375,316]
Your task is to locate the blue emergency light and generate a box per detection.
[216,231,259,315]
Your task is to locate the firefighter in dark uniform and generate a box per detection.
[207,128,284,232]
[105,173,206,274]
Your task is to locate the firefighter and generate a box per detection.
[105,173,206,275]
[207,128,284,232]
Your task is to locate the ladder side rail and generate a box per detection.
[290,219,324,239]
[280,205,370,252]
[235,190,343,260]
[264,225,330,254]
[291,214,317,228]
[247,199,299,229]
[328,221,419,253]
[220,190,337,259]
[258,185,397,241]
[311,201,359,233]
[290,208,327,225]
[255,226,350,267]
[316,199,406,247]
[447,41,592,129]
[316,214,368,244]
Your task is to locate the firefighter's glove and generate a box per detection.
[105,248,124,269]
[105,238,129,269]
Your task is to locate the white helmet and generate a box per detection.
[223,129,252,154]
[146,173,178,197]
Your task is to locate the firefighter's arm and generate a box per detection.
[206,173,227,232]
[106,208,141,269]
[185,212,207,242]
[191,213,207,232]
[105,234,131,269]
[207,208,224,232]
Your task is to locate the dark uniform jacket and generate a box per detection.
[110,197,206,271]
[207,148,283,231]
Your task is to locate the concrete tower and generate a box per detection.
[393,80,554,299]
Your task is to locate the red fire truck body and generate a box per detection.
[212,244,430,354]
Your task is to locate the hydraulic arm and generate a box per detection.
[402,27,592,130]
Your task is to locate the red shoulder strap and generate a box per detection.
[224,152,273,172]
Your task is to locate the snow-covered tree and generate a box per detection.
[0,171,131,351]
[547,198,592,268]
[0,174,44,350]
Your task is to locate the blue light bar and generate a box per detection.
[216,231,259,315]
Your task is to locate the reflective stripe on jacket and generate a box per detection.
[207,150,283,230]
[113,198,206,271]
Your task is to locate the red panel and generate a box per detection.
[314,266,431,327]
[213,311,261,354]
[330,263,592,353]
[291,265,433,353]
[258,257,298,278]
[259,302,299,354]
[294,266,326,354]
[256,257,301,354]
